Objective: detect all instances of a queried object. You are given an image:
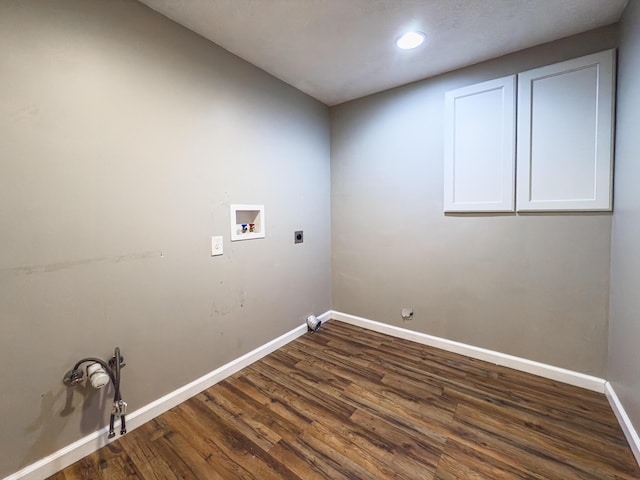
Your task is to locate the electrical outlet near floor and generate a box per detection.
[401,307,413,321]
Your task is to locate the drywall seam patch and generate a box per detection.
[329,310,607,393]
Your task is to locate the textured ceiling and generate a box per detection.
[138,0,628,106]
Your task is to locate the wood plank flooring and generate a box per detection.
[48,321,640,479]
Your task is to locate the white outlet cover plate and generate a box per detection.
[211,236,223,256]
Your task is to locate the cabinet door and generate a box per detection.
[444,75,516,212]
[516,49,615,211]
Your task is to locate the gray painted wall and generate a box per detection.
[0,0,330,476]
[1,0,635,476]
[331,26,618,377]
[609,0,640,436]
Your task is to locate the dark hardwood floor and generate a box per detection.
[48,321,640,479]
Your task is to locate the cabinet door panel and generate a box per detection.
[444,75,516,212]
[517,49,615,211]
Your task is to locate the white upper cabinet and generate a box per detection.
[444,75,516,212]
[516,49,616,212]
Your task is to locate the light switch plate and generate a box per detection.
[211,236,223,256]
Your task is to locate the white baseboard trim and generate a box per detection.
[605,382,640,467]
[329,311,606,393]
[4,314,329,480]
[5,308,614,480]
[317,310,332,324]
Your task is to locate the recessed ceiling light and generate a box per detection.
[396,31,425,50]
